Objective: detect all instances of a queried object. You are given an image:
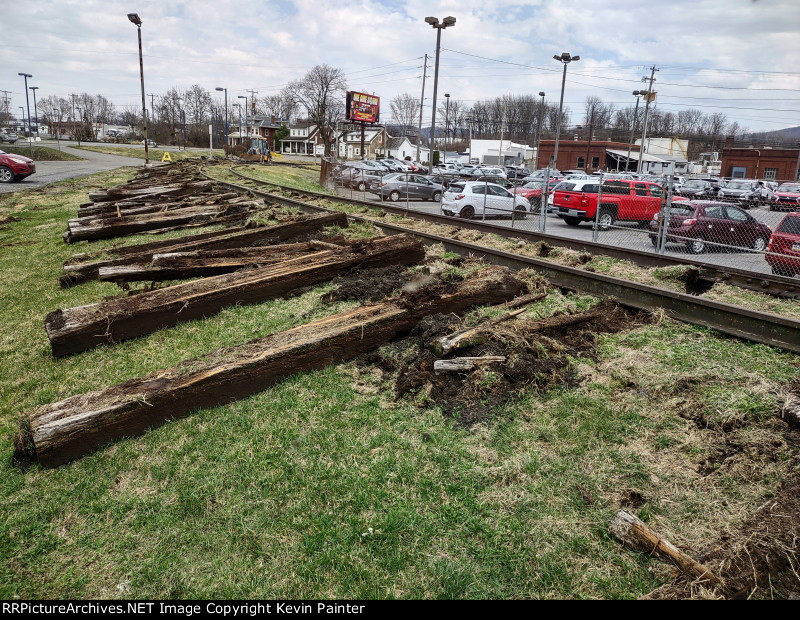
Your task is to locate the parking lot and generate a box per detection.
[336,184,786,276]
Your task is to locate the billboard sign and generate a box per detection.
[346,91,380,124]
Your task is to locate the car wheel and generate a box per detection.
[431,191,442,202]
[531,197,542,214]
[687,237,706,254]
[460,206,475,220]
[650,235,658,247]
[0,166,14,183]
[563,216,582,226]
[357,182,366,192]
[751,237,768,252]
[389,190,400,202]
[514,204,528,220]
[597,210,615,231]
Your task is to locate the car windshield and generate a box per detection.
[448,184,465,193]
[523,182,544,189]
[776,216,800,235]
[684,180,705,188]
[726,182,750,190]
[778,184,800,192]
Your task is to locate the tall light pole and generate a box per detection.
[424,15,456,166]
[29,86,39,139]
[551,52,580,170]
[444,93,450,162]
[215,87,228,150]
[127,13,149,165]
[416,53,428,164]
[625,90,644,172]
[233,103,242,147]
[238,95,248,147]
[534,91,545,170]
[53,108,61,151]
[18,73,32,156]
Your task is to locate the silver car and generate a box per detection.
[368,173,444,202]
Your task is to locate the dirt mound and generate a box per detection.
[645,472,800,600]
[322,265,423,303]
[367,299,651,424]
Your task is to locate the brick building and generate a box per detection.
[537,140,639,172]
[720,138,799,181]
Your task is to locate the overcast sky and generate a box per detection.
[2,0,799,132]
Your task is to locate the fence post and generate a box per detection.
[540,169,551,233]
[592,172,604,244]
[657,171,674,254]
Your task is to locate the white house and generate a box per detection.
[337,127,386,159]
[281,120,321,155]
[376,136,418,161]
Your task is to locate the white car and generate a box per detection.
[442,181,530,219]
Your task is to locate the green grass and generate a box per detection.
[0,170,798,599]
[73,145,224,162]
[0,145,84,161]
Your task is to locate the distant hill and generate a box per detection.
[744,125,800,146]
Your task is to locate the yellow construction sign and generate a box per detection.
[161,152,173,162]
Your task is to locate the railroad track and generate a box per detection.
[222,163,800,300]
[200,164,800,354]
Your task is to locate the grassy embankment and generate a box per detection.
[0,168,797,599]
[0,145,83,161]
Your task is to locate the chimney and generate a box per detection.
[271,115,276,124]
[724,135,734,149]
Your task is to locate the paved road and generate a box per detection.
[341,186,786,276]
[0,144,144,195]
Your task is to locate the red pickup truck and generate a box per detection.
[554,179,685,230]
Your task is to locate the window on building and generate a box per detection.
[764,168,778,180]
[732,166,746,179]
[576,157,585,168]
[591,157,600,169]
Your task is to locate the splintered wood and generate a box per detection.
[20,268,526,467]
[45,234,426,357]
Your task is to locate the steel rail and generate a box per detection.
[201,167,800,355]
[225,164,800,300]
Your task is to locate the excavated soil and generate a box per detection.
[322,264,419,303]
[365,299,652,425]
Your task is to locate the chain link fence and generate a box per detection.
[324,160,794,278]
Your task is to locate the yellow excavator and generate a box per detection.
[240,136,281,162]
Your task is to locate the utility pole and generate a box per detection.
[637,65,658,174]
[247,89,258,142]
[148,93,156,133]
[70,94,78,144]
[416,53,428,163]
[0,90,10,125]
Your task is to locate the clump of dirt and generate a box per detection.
[367,299,652,424]
[322,264,420,303]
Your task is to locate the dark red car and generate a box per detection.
[0,149,36,183]
[512,179,562,211]
[765,212,800,276]
[770,183,800,212]
[648,200,772,254]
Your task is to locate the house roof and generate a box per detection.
[607,149,668,164]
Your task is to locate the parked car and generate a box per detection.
[717,179,764,203]
[765,212,800,276]
[0,149,36,183]
[504,167,532,180]
[511,179,564,212]
[141,139,157,147]
[523,168,562,181]
[367,173,444,202]
[442,181,530,219]
[426,173,461,190]
[647,201,772,254]
[676,179,717,199]
[0,128,19,144]
[467,166,508,181]
[770,183,800,212]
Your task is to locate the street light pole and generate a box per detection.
[551,52,579,170]
[54,108,61,151]
[215,87,228,151]
[534,91,545,170]
[416,53,428,164]
[127,13,149,166]
[444,93,450,163]
[18,73,32,156]
[234,103,242,148]
[425,15,456,167]
[625,90,644,172]
[29,86,39,140]
[238,95,248,148]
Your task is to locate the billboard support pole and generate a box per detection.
[360,122,365,160]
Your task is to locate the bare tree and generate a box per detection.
[259,93,298,122]
[285,64,347,157]
[390,93,420,133]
